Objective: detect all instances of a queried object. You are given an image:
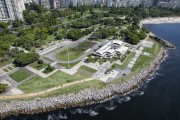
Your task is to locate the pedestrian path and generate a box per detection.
[25,66,58,78]
[0,78,94,99]
[127,47,144,69]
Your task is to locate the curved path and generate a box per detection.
[51,43,100,64]
[44,26,100,64]
[0,78,94,100]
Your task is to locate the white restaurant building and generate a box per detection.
[95,40,129,58]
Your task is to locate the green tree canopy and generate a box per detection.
[14,52,39,66]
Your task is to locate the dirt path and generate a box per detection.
[0,78,94,100]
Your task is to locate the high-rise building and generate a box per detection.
[49,0,59,9]
[24,0,32,4]
[140,0,153,7]
[30,0,180,9]
[59,0,70,8]
[0,0,25,22]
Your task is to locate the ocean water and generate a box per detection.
[5,24,180,120]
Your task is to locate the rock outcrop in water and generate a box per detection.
[150,33,175,48]
[0,46,167,119]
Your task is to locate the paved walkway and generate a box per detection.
[0,64,18,77]
[127,47,144,69]
[0,78,94,100]
[10,47,29,53]
[38,40,72,56]
[56,60,100,76]
[25,66,58,78]
[0,68,35,96]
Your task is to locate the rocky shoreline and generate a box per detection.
[0,43,168,119]
[149,33,175,49]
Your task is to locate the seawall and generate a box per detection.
[0,45,167,119]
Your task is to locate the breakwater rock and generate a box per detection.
[0,47,166,119]
[149,33,175,49]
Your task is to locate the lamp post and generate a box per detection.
[65,8,70,69]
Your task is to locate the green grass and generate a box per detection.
[114,52,136,69]
[0,60,12,67]
[30,62,47,70]
[12,64,18,68]
[1,80,106,102]
[40,80,106,97]
[55,41,94,61]
[10,69,32,82]
[137,46,140,50]
[58,62,79,68]
[99,59,104,65]
[110,57,117,63]
[42,57,54,62]
[46,35,56,41]
[111,42,161,84]
[19,66,96,93]
[143,42,156,54]
[7,66,13,70]
[120,50,131,63]
[3,69,9,73]
[132,42,160,72]
[131,55,150,72]
[0,83,7,93]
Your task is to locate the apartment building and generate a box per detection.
[0,0,25,22]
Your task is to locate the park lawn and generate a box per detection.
[40,80,106,97]
[42,57,54,62]
[110,57,117,63]
[120,50,131,63]
[114,52,136,70]
[143,41,156,54]
[3,69,9,73]
[7,66,13,70]
[46,35,56,41]
[111,42,161,84]
[0,60,12,68]
[10,69,31,82]
[19,66,97,93]
[131,55,150,72]
[132,41,160,72]
[30,62,47,70]
[2,80,106,102]
[58,62,79,68]
[55,41,94,61]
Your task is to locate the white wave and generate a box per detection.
[58,114,68,119]
[76,108,83,114]
[104,102,117,111]
[89,110,99,117]
[70,109,77,115]
[124,96,131,102]
[139,91,144,96]
[155,72,164,76]
[116,98,124,104]
[47,115,54,120]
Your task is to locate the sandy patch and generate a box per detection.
[141,17,180,24]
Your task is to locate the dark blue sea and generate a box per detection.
[5,24,180,120]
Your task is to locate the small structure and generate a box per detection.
[95,40,128,58]
[140,40,154,48]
